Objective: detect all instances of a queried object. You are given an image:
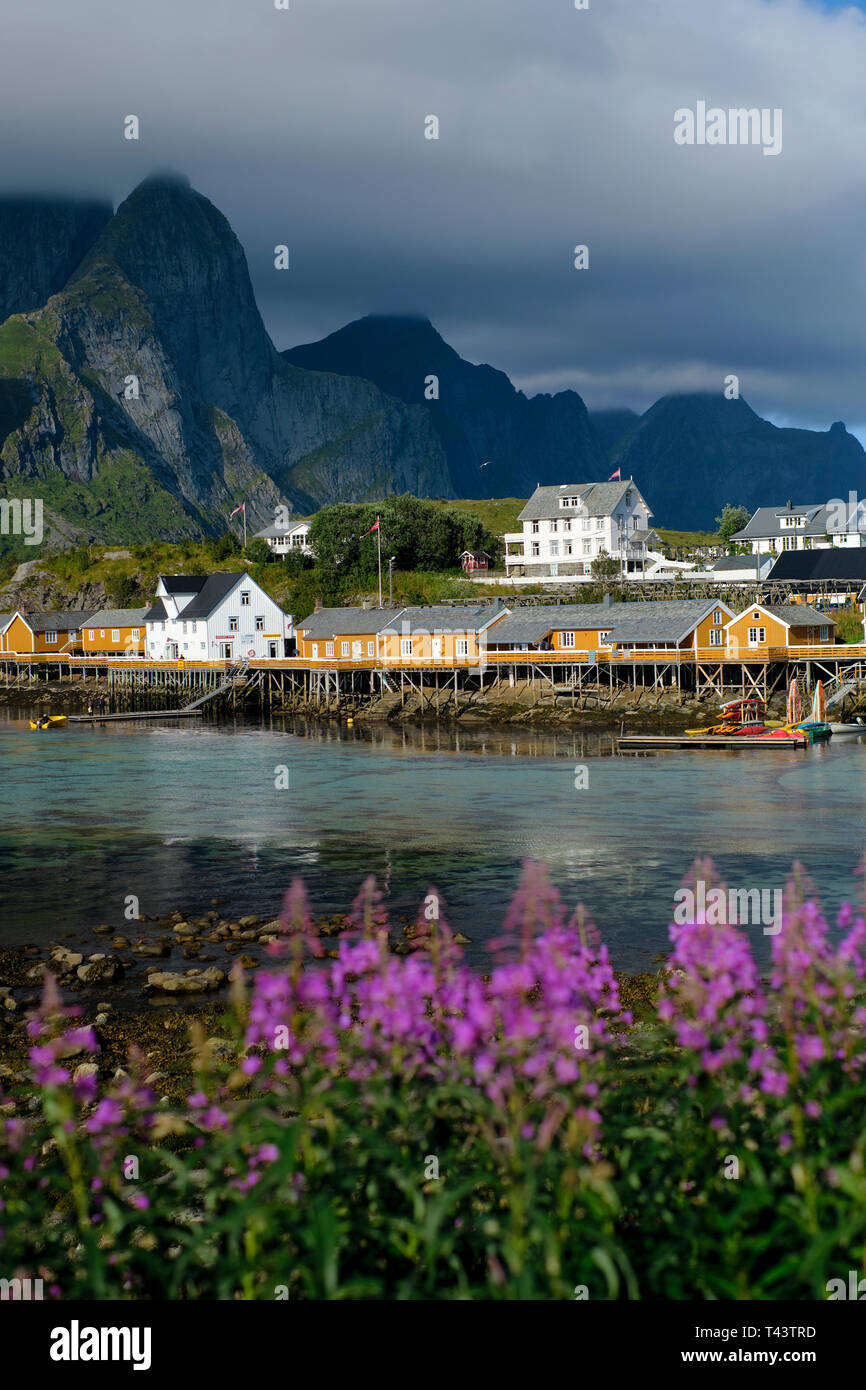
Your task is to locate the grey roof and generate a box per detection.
[381,604,504,633]
[518,481,648,522]
[297,607,405,639]
[144,598,168,622]
[19,611,99,632]
[711,554,772,572]
[85,608,149,627]
[488,599,724,646]
[298,603,505,639]
[158,574,209,595]
[179,572,248,621]
[0,612,14,631]
[749,604,836,628]
[731,505,837,541]
[631,528,661,544]
[254,520,311,539]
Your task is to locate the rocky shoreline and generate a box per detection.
[0,902,660,1103]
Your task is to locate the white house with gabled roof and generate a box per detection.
[504,480,654,578]
[144,572,293,662]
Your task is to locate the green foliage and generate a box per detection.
[309,494,498,588]
[104,573,141,607]
[245,538,272,566]
[833,608,864,644]
[590,550,620,580]
[715,503,752,543]
[210,532,242,561]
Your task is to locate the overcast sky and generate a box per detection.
[2,0,866,437]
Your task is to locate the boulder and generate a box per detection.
[77,955,124,984]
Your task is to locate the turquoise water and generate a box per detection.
[0,710,862,972]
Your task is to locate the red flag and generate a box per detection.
[229,502,246,518]
[608,469,621,481]
[359,518,380,538]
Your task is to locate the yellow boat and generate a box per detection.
[29,714,68,730]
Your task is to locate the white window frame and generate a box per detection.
[712,610,723,625]
[240,590,251,606]
[709,628,724,647]
[45,631,57,644]
[747,627,766,646]
[341,641,349,657]
[112,629,120,642]
[560,631,576,648]
[401,638,413,657]
[88,630,95,640]
[367,641,374,657]
[455,638,469,658]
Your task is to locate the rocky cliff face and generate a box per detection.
[284,314,608,497]
[0,176,451,546]
[0,197,112,325]
[610,394,866,529]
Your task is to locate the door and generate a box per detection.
[221,642,233,660]
[352,640,362,659]
[268,641,278,659]
[432,637,443,661]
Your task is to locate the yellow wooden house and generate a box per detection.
[724,604,835,656]
[81,609,149,657]
[2,610,98,655]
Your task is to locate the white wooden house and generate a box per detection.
[144,572,293,662]
[503,480,654,578]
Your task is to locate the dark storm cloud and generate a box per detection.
[2,0,866,435]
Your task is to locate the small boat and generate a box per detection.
[829,719,866,735]
[789,683,832,743]
[28,714,67,730]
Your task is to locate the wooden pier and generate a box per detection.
[618,733,810,750]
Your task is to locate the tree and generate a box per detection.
[591,550,620,581]
[105,574,140,607]
[715,504,751,543]
[245,538,272,565]
[211,532,241,560]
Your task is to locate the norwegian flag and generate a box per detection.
[359,518,380,538]
[229,502,246,518]
[608,468,621,481]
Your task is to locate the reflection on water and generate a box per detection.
[0,708,862,973]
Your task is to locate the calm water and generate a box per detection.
[0,709,863,973]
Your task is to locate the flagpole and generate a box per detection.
[243,506,247,550]
[377,516,382,607]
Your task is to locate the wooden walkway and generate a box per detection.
[67,710,203,723]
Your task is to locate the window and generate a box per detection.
[326,641,334,657]
[550,520,558,533]
[709,629,724,646]
[229,617,238,632]
[747,627,766,646]
[571,496,580,507]
[531,542,540,557]
[341,641,349,657]
[583,540,592,555]
[531,520,539,534]
[820,625,829,641]
[100,630,105,638]
[456,638,468,657]
[183,643,189,652]
[112,629,120,642]
[367,641,374,657]
[200,642,206,650]
[45,631,57,644]
[549,541,559,557]
[401,638,412,657]
[563,520,571,532]
[564,542,572,556]
[632,516,639,530]
[131,629,140,639]
[598,630,612,645]
[240,591,251,606]
[582,517,590,530]
[625,492,632,506]
[88,630,95,641]
[182,622,188,635]
[255,616,264,632]
[560,631,575,648]
[783,536,796,550]
[596,518,603,530]
[712,610,722,624]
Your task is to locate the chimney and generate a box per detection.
[314,596,323,612]
[787,500,792,511]
[602,592,614,609]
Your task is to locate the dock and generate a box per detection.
[618,733,809,750]
[67,710,203,724]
